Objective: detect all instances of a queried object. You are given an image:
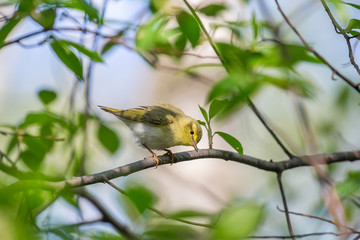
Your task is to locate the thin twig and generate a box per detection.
[43,217,104,232]
[277,207,359,233]
[247,231,356,239]
[319,0,360,76]
[76,189,138,240]
[248,100,294,158]
[104,178,213,228]
[0,129,64,141]
[277,172,295,240]
[274,0,360,93]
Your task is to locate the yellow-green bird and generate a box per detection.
[98,104,202,167]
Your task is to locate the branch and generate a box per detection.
[277,173,295,239]
[76,189,139,240]
[274,0,360,93]
[104,178,212,228]
[277,207,360,234]
[0,129,64,141]
[1,149,359,194]
[247,231,356,239]
[1,27,113,48]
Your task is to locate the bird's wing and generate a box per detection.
[138,105,180,126]
[99,104,183,126]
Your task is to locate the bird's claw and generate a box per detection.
[152,153,161,169]
[164,149,175,165]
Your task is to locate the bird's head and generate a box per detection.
[177,118,202,152]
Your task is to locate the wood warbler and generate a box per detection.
[98,104,202,167]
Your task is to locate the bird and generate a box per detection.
[98,103,202,167]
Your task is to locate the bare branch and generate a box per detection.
[76,189,138,240]
[247,231,356,239]
[104,178,213,228]
[0,149,359,194]
[277,207,360,234]
[0,129,64,141]
[274,0,360,93]
[277,173,295,239]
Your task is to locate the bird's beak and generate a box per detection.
[191,136,198,152]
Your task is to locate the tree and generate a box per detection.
[0,0,359,239]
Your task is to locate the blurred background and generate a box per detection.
[0,0,360,239]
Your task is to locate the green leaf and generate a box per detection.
[342,2,360,11]
[136,14,172,52]
[345,19,360,33]
[212,202,264,239]
[215,131,243,155]
[207,74,240,102]
[57,40,104,62]
[174,32,187,53]
[216,42,263,71]
[97,124,120,154]
[50,39,84,79]
[101,41,117,56]
[198,105,209,125]
[169,209,210,219]
[176,11,200,48]
[38,90,57,105]
[21,150,43,171]
[197,120,206,126]
[251,12,258,39]
[198,4,226,16]
[126,184,157,214]
[336,171,360,198]
[144,223,199,240]
[57,0,100,23]
[18,0,41,13]
[209,99,228,120]
[0,16,22,48]
[30,8,56,28]
[6,135,17,154]
[150,0,167,13]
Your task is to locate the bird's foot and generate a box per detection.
[152,153,161,169]
[143,144,161,169]
[164,149,174,165]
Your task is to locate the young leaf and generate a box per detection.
[126,184,157,214]
[197,120,206,126]
[50,39,84,79]
[212,202,264,239]
[209,99,228,120]
[60,0,100,23]
[38,90,57,105]
[150,0,167,13]
[198,4,226,16]
[215,131,243,155]
[251,12,258,39]
[56,40,104,62]
[0,17,22,48]
[176,11,200,48]
[198,105,209,125]
[97,124,120,154]
[136,14,171,52]
[30,8,56,29]
[345,19,360,33]
[342,2,360,11]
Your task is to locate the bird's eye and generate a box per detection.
[190,130,194,135]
